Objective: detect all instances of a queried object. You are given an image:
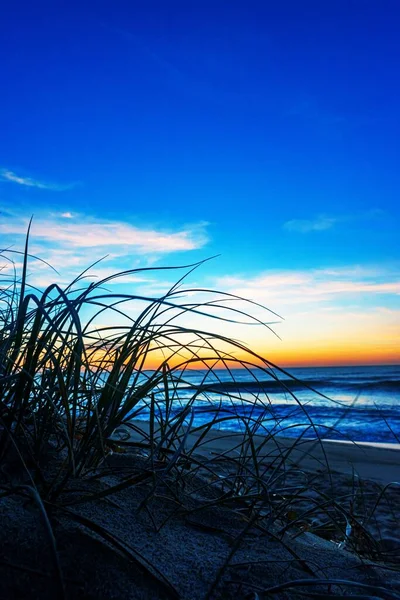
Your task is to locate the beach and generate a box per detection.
[1,418,400,599]
[120,418,400,485]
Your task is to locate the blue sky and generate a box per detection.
[1,1,399,365]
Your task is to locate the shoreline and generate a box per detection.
[322,438,400,450]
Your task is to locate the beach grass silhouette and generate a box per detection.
[0,227,399,599]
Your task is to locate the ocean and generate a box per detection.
[133,364,400,445]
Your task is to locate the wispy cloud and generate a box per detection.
[1,169,77,192]
[0,209,209,290]
[283,215,338,233]
[216,265,400,308]
[0,215,208,253]
[283,209,384,233]
[0,209,208,284]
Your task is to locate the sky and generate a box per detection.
[1,0,399,367]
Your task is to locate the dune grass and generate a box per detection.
[0,230,399,599]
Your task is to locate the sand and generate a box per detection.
[1,421,400,599]
[121,422,400,485]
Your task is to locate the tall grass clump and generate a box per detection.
[0,229,398,599]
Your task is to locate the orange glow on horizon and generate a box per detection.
[248,341,400,369]
[85,330,399,371]
[124,346,400,371]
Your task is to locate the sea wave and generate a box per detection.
[179,378,400,394]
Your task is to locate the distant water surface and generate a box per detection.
[130,365,400,445]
